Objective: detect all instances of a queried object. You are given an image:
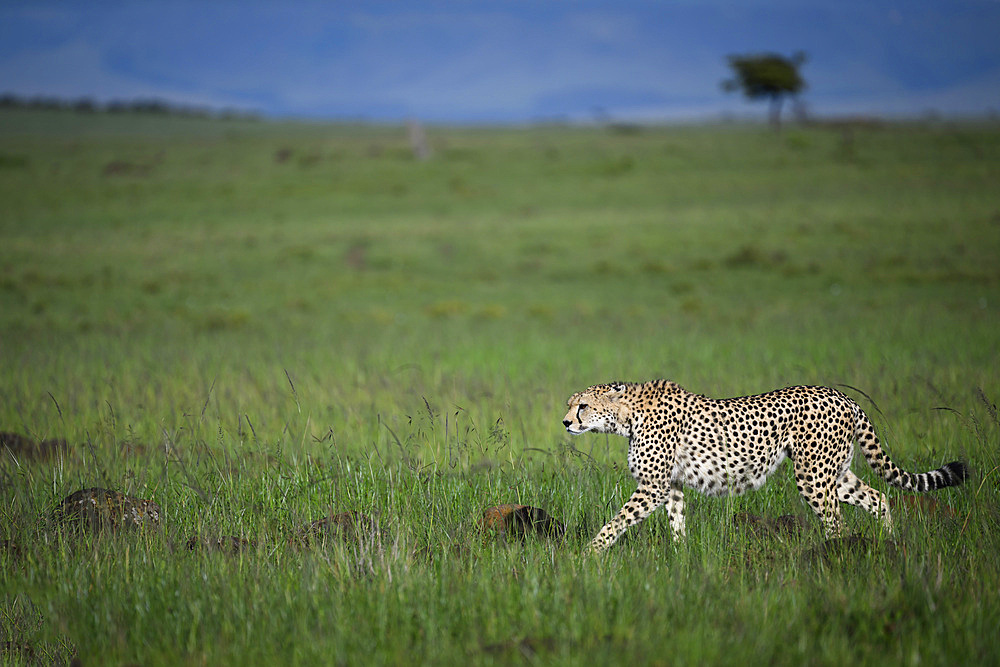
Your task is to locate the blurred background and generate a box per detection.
[2,0,999,124]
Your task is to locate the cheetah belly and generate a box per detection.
[673,435,789,497]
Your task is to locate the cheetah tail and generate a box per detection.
[854,406,970,492]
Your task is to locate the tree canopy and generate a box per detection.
[722,52,807,128]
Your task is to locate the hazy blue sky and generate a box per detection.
[2,1,998,123]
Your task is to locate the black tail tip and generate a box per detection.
[943,461,970,485]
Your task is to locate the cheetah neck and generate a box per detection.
[617,405,637,439]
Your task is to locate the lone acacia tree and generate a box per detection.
[723,52,807,129]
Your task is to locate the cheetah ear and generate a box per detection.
[606,386,625,402]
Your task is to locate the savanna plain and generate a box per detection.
[1,109,999,665]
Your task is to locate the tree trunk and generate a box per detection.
[769,95,784,131]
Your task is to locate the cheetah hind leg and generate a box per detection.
[793,459,843,538]
[836,470,894,535]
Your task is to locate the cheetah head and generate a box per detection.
[563,383,631,437]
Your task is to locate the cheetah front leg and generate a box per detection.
[589,483,666,553]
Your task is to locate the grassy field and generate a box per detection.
[1,109,999,665]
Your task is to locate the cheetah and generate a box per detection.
[563,380,968,552]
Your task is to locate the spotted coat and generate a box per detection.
[563,380,968,553]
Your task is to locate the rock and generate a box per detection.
[480,504,565,540]
[56,488,161,531]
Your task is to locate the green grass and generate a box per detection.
[1,109,999,665]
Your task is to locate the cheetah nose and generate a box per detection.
[562,419,572,428]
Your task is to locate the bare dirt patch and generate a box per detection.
[732,512,814,540]
[1,432,68,461]
[291,510,381,548]
[101,160,152,177]
[889,494,956,518]
[802,535,900,567]
[185,535,255,555]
